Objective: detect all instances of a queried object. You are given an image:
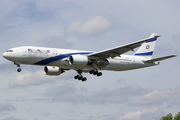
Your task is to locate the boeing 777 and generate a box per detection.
[2,33,176,81]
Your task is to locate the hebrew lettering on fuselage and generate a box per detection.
[27,48,51,56]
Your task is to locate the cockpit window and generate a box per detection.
[6,50,13,52]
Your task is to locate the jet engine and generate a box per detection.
[69,55,88,67]
[44,66,63,76]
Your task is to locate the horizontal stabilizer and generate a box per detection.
[143,55,177,63]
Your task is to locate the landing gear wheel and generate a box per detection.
[82,77,87,82]
[93,71,98,75]
[17,68,22,72]
[97,72,102,77]
[89,70,94,74]
[74,75,79,79]
[78,76,83,80]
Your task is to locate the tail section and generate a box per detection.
[134,33,160,59]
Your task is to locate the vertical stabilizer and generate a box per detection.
[134,33,160,59]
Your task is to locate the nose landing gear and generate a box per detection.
[14,62,22,72]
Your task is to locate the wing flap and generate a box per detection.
[143,55,177,63]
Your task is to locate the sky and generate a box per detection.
[0,0,180,120]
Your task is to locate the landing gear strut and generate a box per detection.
[14,62,22,72]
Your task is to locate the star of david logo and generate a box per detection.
[146,45,150,50]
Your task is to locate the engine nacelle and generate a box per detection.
[44,66,63,76]
[69,55,88,67]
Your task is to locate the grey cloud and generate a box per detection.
[171,33,180,52]
[44,112,51,116]
[88,85,151,104]
[116,108,164,120]
[46,84,77,96]
[0,1,54,27]
[46,84,180,108]
[0,101,16,112]
[46,85,151,104]
[155,34,180,56]
[130,90,170,106]
[33,118,41,120]
[46,84,87,104]
[0,62,17,73]
[39,35,74,48]
[2,116,26,120]
[85,114,116,120]
[166,89,180,107]
[130,88,180,107]
[8,70,55,88]
[66,16,112,36]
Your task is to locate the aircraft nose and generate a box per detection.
[2,52,12,60]
[2,52,7,58]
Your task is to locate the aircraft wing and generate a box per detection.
[88,34,160,59]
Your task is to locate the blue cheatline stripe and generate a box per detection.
[33,52,93,65]
[134,51,153,56]
[145,38,157,43]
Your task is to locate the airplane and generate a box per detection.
[2,33,176,82]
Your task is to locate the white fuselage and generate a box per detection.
[3,46,158,71]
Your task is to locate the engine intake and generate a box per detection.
[69,55,88,67]
[44,66,63,76]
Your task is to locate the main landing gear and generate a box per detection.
[74,75,87,82]
[74,70,87,82]
[14,62,22,72]
[74,70,102,82]
[89,70,102,77]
